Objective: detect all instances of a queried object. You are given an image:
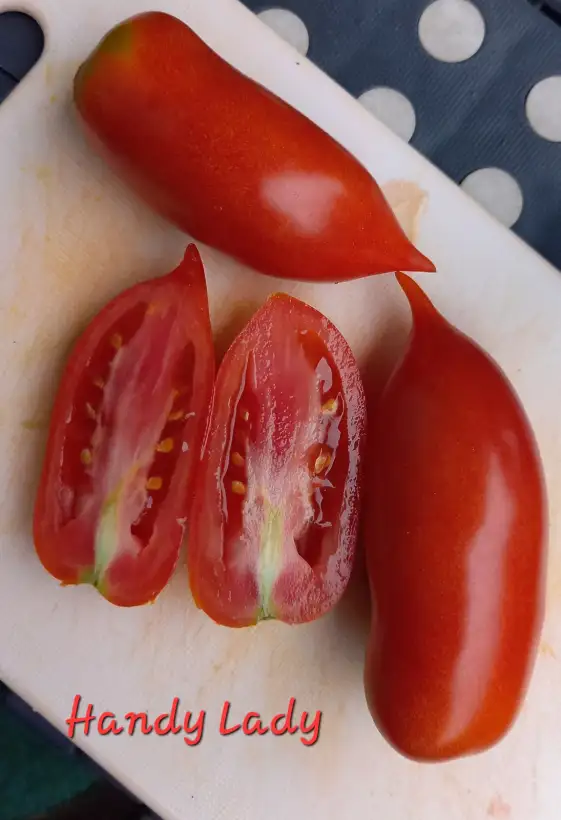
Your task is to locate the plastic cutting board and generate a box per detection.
[1,1,561,819]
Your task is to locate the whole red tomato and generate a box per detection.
[33,245,215,607]
[72,11,435,283]
[363,273,547,761]
[187,293,367,626]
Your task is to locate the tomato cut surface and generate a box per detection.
[33,244,215,607]
[187,294,367,627]
[363,273,547,761]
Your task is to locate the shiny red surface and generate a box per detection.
[73,11,435,283]
[363,273,547,761]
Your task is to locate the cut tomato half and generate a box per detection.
[33,244,215,607]
[187,293,367,627]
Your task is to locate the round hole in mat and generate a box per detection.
[257,8,309,56]
[460,168,524,228]
[0,10,44,105]
[419,0,485,63]
[526,76,561,143]
[358,87,417,142]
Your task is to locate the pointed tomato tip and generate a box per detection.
[182,242,204,268]
[397,243,437,274]
[170,242,207,290]
[395,272,440,322]
[268,291,301,311]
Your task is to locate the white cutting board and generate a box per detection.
[1,1,561,818]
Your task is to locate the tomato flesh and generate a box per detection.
[363,273,547,761]
[33,245,215,606]
[187,294,366,626]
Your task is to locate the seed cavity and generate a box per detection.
[156,438,174,453]
[231,451,245,467]
[147,476,163,491]
[231,480,246,496]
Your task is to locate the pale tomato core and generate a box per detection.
[58,300,196,587]
[219,324,349,620]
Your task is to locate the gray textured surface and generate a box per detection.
[245,0,561,271]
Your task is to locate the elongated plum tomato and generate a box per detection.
[33,245,215,607]
[363,273,547,762]
[187,294,367,626]
[72,11,435,283]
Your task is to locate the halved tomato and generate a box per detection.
[33,244,215,607]
[187,293,367,627]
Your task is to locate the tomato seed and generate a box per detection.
[239,408,249,422]
[314,451,331,474]
[168,409,184,421]
[156,438,174,453]
[322,398,338,415]
[93,377,105,389]
[85,403,97,420]
[231,451,245,467]
[147,476,163,491]
[111,333,123,349]
[80,448,92,466]
[231,480,246,495]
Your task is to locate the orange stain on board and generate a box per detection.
[539,640,556,659]
[381,180,429,245]
[34,165,52,183]
[21,418,49,432]
[487,795,511,819]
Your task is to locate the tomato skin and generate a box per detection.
[33,244,215,607]
[363,273,547,762]
[72,11,435,284]
[187,293,367,627]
